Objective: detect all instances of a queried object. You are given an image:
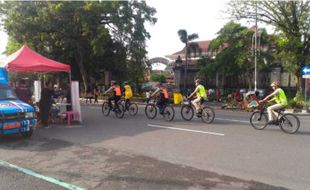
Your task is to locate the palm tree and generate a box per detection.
[177,29,199,90]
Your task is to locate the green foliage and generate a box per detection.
[199,21,272,89]
[0,1,157,90]
[150,72,166,83]
[227,0,310,90]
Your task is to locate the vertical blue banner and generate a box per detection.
[0,67,8,84]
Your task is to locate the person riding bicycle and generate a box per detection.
[188,79,207,117]
[150,83,169,114]
[104,80,122,111]
[259,81,288,124]
[122,81,133,110]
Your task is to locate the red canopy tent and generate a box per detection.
[1,45,70,73]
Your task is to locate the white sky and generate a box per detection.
[145,0,232,59]
[0,0,256,67]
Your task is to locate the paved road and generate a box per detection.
[0,104,309,190]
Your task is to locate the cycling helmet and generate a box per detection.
[124,81,128,85]
[156,83,162,87]
[270,81,280,87]
[195,79,201,84]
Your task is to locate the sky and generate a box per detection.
[0,0,256,68]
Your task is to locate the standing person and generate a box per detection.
[123,81,133,110]
[93,85,99,104]
[85,85,93,104]
[104,81,122,110]
[64,83,72,111]
[15,79,32,104]
[259,81,288,124]
[150,83,169,114]
[39,81,54,128]
[187,79,207,117]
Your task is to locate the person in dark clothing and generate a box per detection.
[65,83,72,111]
[39,82,54,128]
[15,79,32,104]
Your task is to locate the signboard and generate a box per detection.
[302,66,310,75]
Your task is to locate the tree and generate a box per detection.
[202,21,271,90]
[150,72,166,83]
[227,0,310,91]
[0,1,157,91]
[177,29,199,90]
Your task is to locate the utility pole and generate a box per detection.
[254,1,258,92]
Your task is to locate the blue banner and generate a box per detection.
[0,67,8,84]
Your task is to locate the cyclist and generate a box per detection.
[259,81,288,124]
[104,80,122,111]
[123,81,133,110]
[150,83,169,114]
[188,79,207,117]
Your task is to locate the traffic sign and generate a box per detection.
[302,66,310,75]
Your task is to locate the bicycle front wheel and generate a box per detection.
[128,103,138,116]
[102,102,110,116]
[115,103,125,118]
[145,104,157,119]
[250,111,267,130]
[201,106,215,124]
[163,105,175,121]
[181,105,194,121]
[279,113,300,134]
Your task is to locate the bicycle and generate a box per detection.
[249,102,300,134]
[120,99,138,116]
[181,97,215,124]
[145,98,175,121]
[101,100,125,118]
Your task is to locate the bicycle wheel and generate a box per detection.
[145,104,157,119]
[163,105,175,121]
[250,111,268,130]
[102,102,110,116]
[181,105,194,121]
[114,103,125,118]
[201,106,215,124]
[128,103,138,116]
[279,113,300,134]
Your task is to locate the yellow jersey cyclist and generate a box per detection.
[259,81,288,124]
[188,79,207,117]
[122,81,133,110]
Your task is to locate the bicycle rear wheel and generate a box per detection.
[163,105,175,121]
[201,106,215,124]
[145,104,157,119]
[102,102,110,116]
[279,113,300,134]
[181,105,194,121]
[128,103,138,116]
[115,103,125,118]
[250,111,267,130]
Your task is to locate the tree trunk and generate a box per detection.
[75,44,89,91]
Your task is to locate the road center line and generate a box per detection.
[0,160,86,190]
[148,124,225,136]
[215,117,249,123]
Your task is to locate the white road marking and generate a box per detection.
[215,118,249,123]
[148,124,225,136]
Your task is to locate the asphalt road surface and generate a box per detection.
[0,104,309,190]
